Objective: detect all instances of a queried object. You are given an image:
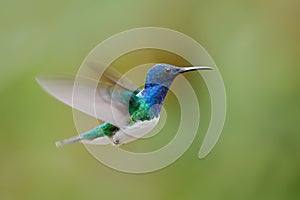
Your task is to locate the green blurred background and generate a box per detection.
[1,0,300,199]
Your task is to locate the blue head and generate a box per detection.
[145,63,212,88]
[141,63,212,117]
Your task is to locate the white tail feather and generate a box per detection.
[56,135,82,147]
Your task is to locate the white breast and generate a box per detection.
[112,118,159,145]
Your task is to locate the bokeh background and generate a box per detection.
[1,0,300,199]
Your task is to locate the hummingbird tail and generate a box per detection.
[55,124,110,147]
[56,135,82,147]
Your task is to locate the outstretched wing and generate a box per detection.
[36,75,136,127]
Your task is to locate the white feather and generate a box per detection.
[81,136,112,145]
[112,118,159,145]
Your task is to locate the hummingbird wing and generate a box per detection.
[36,75,135,127]
[87,61,138,91]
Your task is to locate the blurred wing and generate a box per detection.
[36,75,134,127]
[87,61,138,91]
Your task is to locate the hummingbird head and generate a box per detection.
[145,64,213,88]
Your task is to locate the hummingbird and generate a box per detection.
[36,64,212,147]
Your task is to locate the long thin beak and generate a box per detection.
[179,66,213,73]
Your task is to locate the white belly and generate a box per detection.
[112,118,159,145]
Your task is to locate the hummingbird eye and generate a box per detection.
[164,67,171,73]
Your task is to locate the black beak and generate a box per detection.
[179,66,213,73]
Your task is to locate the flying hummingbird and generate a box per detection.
[36,64,212,147]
